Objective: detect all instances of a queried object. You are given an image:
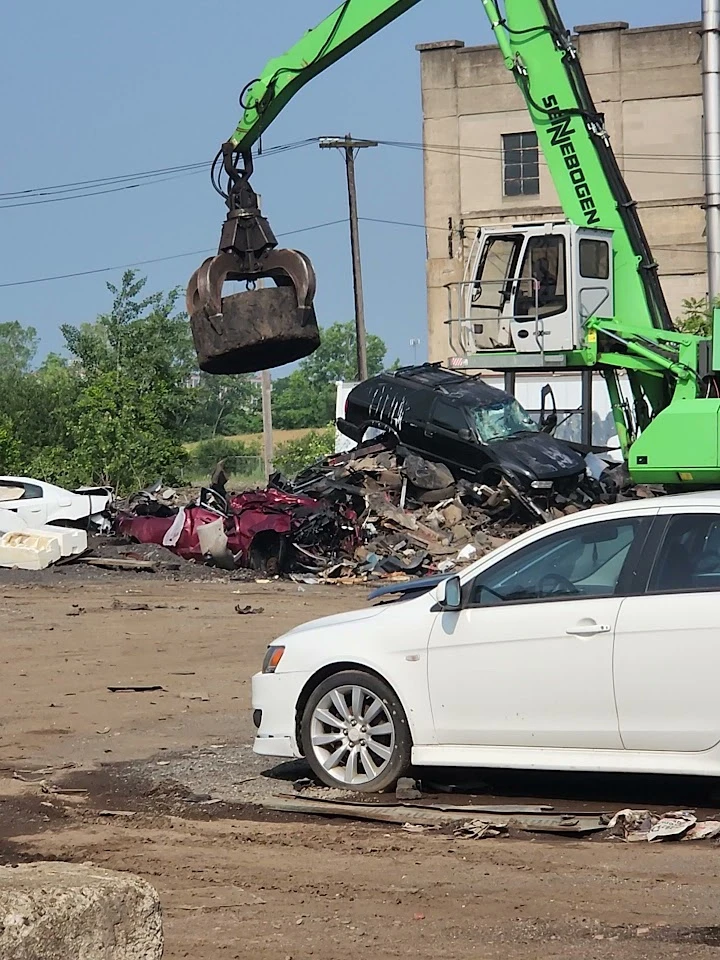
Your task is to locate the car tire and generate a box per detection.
[300,670,412,793]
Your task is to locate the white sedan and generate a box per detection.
[252,491,720,793]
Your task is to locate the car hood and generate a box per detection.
[283,604,385,638]
[489,433,585,481]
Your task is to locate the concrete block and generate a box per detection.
[0,861,163,959]
[0,531,62,570]
[38,524,88,557]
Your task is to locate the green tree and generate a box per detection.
[271,369,337,429]
[56,271,191,490]
[299,321,387,387]
[61,371,187,489]
[675,296,720,337]
[272,321,390,429]
[0,321,39,374]
[183,373,262,441]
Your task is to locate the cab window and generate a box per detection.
[514,235,567,320]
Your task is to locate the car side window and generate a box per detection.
[431,400,467,433]
[0,481,42,501]
[648,513,720,593]
[468,518,641,606]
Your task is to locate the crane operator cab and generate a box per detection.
[455,222,614,357]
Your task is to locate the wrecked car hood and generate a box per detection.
[489,434,585,481]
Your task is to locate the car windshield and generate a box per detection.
[471,398,539,442]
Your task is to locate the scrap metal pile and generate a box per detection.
[112,434,622,582]
[116,483,358,577]
[0,434,630,578]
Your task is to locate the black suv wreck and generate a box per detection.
[336,364,587,496]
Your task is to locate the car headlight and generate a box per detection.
[262,645,285,674]
[530,480,553,490]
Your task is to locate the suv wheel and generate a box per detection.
[300,670,412,793]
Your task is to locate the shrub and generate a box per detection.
[189,436,261,477]
[274,427,335,476]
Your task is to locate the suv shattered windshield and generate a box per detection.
[472,398,539,443]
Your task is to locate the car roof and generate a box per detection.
[548,490,720,526]
[375,364,512,405]
[596,490,720,513]
[528,489,720,539]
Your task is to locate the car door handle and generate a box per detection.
[566,622,611,637]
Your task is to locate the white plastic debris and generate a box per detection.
[456,543,478,562]
[647,811,697,842]
[608,808,710,842]
[162,507,186,547]
[607,808,654,842]
[682,821,720,841]
[34,525,87,557]
[196,517,234,570]
[584,452,609,481]
[0,530,63,570]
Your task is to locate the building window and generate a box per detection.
[502,132,539,197]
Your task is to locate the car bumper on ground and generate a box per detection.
[251,670,305,760]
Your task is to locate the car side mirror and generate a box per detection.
[458,428,474,442]
[440,576,462,611]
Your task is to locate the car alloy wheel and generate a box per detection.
[301,670,411,792]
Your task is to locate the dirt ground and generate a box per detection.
[3,574,720,959]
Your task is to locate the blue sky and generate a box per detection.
[1,0,689,371]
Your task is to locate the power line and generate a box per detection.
[0,162,208,200]
[377,140,710,178]
[379,138,712,161]
[0,139,320,206]
[0,171,204,210]
[1,212,703,290]
[2,134,709,209]
[0,218,349,288]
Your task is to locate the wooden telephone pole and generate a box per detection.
[320,135,378,381]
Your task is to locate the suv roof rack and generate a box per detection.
[392,363,485,392]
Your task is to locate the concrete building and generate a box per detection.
[417,20,706,364]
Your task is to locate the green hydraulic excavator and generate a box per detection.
[187,0,720,488]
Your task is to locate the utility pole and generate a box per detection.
[261,370,273,480]
[256,276,273,480]
[320,135,378,380]
[703,0,720,301]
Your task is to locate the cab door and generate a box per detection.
[511,230,575,353]
[462,233,523,351]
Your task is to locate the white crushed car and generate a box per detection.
[0,477,112,532]
[253,491,720,792]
